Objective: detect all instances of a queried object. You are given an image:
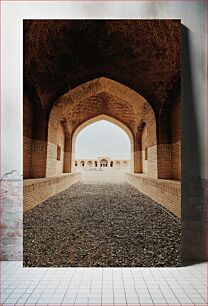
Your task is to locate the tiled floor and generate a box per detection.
[0,261,207,305]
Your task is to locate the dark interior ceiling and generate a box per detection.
[24,19,181,114]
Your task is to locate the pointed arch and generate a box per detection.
[71,114,134,173]
[49,77,153,127]
[46,77,157,177]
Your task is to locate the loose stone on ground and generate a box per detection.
[23,182,181,267]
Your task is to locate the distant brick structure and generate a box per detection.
[74,157,131,171]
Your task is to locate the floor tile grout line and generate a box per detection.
[135,268,154,305]
[168,268,204,303]
[156,268,182,303]
[121,268,128,305]
[61,265,77,304]
[0,262,207,306]
[130,267,141,305]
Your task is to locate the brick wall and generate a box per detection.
[134,105,158,178]
[141,125,148,174]
[23,136,32,179]
[31,140,48,178]
[23,173,81,212]
[46,122,65,177]
[23,94,33,179]
[23,93,50,179]
[126,173,181,217]
[157,143,172,179]
[143,106,158,179]
[156,96,181,181]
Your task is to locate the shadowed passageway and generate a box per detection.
[23,20,182,262]
[23,183,181,267]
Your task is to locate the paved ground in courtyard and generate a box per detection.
[77,168,130,183]
[23,182,181,267]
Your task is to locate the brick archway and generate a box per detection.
[71,114,135,173]
[46,77,157,178]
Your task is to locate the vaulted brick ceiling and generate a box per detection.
[64,92,138,135]
[24,20,181,114]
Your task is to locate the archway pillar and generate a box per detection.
[31,107,48,178]
[63,135,72,173]
[61,119,73,173]
[134,126,143,173]
[157,110,172,179]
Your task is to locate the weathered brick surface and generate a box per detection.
[23,20,181,183]
[31,140,48,178]
[23,77,179,183]
[23,94,33,179]
[23,77,180,214]
[141,125,148,174]
[24,20,181,112]
[0,174,23,261]
[157,143,172,179]
[46,122,65,177]
[47,78,159,179]
[126,173,181,217]
[23,136,32,179]
[23,173,81,212]
[172,141,181,180]
[157,97,181,180]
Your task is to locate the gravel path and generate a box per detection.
[23,182,181,267]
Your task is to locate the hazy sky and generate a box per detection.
[75,120,131,160]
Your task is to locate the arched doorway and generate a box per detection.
[123,161,128,167]
[115,161,121,168]
[100,159,108,167]
[46,77,157,179]
[71,114,134,174]
[87,161,93,169]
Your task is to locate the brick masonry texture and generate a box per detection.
[39,78,160,179]
[126,173,181,217]
[46,122,65,177]
[23,20,181,183]
[24,20,181,111]
[23,173,81,212]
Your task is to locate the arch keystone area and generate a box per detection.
[50,77,151,124]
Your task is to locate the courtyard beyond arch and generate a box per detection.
[71,114,134,174]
